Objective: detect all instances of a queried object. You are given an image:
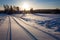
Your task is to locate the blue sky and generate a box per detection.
[0,0,60,10]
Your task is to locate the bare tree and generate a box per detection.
[30,8,33,13]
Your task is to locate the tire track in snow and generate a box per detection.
[16,17,60,40]
[6,16,10,40]
[12,17,38,40]
[6,16,12,40]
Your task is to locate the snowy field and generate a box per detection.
[0,13,60,40]
[0,14,7,26]
[13,13,60,31]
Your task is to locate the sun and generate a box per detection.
[22,2,30,10]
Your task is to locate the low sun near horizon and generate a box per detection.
[21,2,30,10]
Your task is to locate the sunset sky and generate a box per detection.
[0,0,60,10]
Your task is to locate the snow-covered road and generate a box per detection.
[0,13,60,40]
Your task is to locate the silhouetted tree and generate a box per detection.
[3,5,9,13]
[16,7,19,11]
[8,6,13,14]
[16,7,20,13]
[30,8,33,13]
[23,9,27,13]
[55,8,60,13]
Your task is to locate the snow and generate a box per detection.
[13,13,60,38]
[13,17,56,40]
[0,13,60,40]
[0,14,7,26]
[10,17,32,40]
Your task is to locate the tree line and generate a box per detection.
[3,5,21,14]
[0,5,60,14]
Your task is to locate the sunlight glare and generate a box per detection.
[22,2,30,10]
